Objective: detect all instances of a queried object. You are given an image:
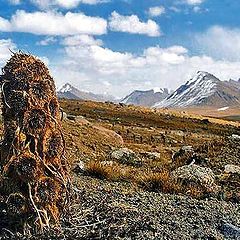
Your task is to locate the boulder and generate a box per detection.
[171,164,217,191]
[110,148,142,167]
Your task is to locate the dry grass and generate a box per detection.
[85,160,132,182]
[135,169,181,194]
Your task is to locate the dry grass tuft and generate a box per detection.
[136,169,181,194]
[85,160,131,182]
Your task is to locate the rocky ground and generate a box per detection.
[1,176,240,239]
[0,99,240,239]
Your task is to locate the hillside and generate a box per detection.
[154,71,240,108]
[1,99,240,239]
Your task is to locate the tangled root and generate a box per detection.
[0,52,71,233]
[6,193,27,216]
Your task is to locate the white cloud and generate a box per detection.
[148,6,165,17]
[0,10,107,36]
[109,11,161,37]
[37,36,57,46]
[184,0,204,5]
[0,17,11,31]
[62,35,103,46]
[52,37,240,98]
[195,25,240,61]
[31,0,109,9]
[0,39,17,66]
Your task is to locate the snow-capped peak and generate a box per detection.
[187,71,214,85]
[58,83,73,93]
[153,71,220,108]
[153,87,164,94]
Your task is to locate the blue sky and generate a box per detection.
[0,0,240,97]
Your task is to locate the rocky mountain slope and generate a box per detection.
[154,71,240,108]
[57,83,115,102]
[121,88,169,107]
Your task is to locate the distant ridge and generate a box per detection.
[121,88,169,107]
[57,83,115,102]
[154,71,240,108]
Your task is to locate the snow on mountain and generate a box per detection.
[57,83,115,102]
[217,106,229,111]
[121,88,169,107]
[58,83,73,93]
[154,71,240,108]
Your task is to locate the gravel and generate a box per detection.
[1,175,238,240]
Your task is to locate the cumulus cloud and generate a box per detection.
[0,17,11,31]
[31,0,109,9]
[195,25,240,61]
[148,6,165,17]
[0,10,107,36]
[52,37,240,98]
[109,11,161,37]
[0,39,17,65]
[62,35,103,46]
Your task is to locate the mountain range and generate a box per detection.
[121,88,169,107]
[57,83,115,102]
[154,71,240,108]
[57,71,240,109]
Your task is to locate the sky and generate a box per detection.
[1,0,240,98]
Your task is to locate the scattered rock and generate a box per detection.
[172,145,193,160]
[181,146,194,152]
[220,222,240,239]
[67,114,77,121]
[171,164,217,191]
[61,111,67,121]
[73,161,86,174]
[224,164,240,175]
[141,152,161,160]
[229,134,240,140]
[201,119,210,124]
[187,155,209,166]
[101,161,114,166]
[110,148,142,167]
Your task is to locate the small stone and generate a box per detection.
[181,146,194,152]
[73,161,86,174]
[141,152,161,160]
[220,222,240,239]
[224,164,240,175]
[229,134,240,140]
